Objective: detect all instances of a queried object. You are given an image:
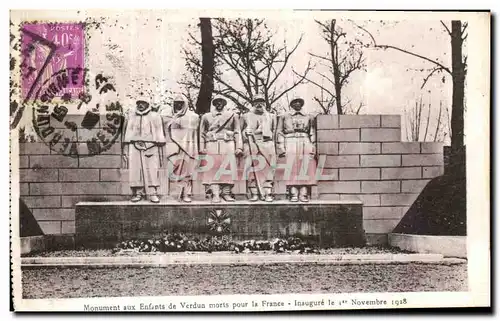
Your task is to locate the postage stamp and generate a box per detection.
[9,9,490,312]
[21,22,85,102]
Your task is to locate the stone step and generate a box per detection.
[21,253,466,267]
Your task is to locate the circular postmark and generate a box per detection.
[32,67,124,158]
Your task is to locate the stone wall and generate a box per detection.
[316,115,443,244]
[18,114,443,245]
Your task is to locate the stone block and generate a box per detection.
[317,194,341,201]
[380,193,419,206]
[362,181,400,193]
[30,183,64,196]
[317,142,338,155]
[422,166,444,178]
[64,182,123,195]
[316,168,338,181]
[381,115,401,128]
[62,221,76,234]
[338,142,380,155]
[20,143,51,155]
[53,115,86,129]
[402,154,443,166]
[20,183,30,196]
[401,179,431,193]
[382,142,420,154]
[316,114,339,130]
[339,115,380,128]
[318,181,361,194]
[38,221,61,235]
[340,168,380,180]
[75,201,365,248]
[20,236,47,255]
[361,128,401,142]
[32,208,74,221]
[389,233,467,258]
[29,155,77,168]
[421,142,444,154]
[19,156,29,168]
[381,167,421,179]
[363,206,405,220]
[340,194,380,206]
[79,155,122,168]
[61,195,128,208]
[21,196,61,208]
[363,219,400,234]
[20,169,58,182]
[77,141,123,156]
[324,155,359,168]
[365,233,388,245]
[59,169,100,182]
[30,182,122,195]
[360,155,401,167]
[99,169,128,181]
[317,129,360,142]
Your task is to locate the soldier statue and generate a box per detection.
[163,95,199,203]
[123,96,166,203]
[276,96,317,202]
[199,95,243,203]
[240,95,277,202]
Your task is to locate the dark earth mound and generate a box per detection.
[20,198,44,237]
[393,148,466,236]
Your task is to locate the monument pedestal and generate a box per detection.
[75,200,365,248]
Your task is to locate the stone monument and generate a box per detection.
[75,95,365,248]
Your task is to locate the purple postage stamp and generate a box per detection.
[20,22,85,101]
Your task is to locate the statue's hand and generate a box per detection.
[309,146,316,155]
[278,151,286,158]
[235,148,243,157]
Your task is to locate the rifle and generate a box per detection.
[247,133,264,200]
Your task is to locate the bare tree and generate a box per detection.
[195,18,214,114]
[356,20,467,164]
[298,19,366,115]
[182,18,312,112]
[405,96,446,142]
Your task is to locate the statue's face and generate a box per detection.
[213,100,226,112]
[136,101,149,112]
[173,101,184,113]
[252,100,265,113]
[290,100,303,111]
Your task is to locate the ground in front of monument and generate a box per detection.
[22,261,467,299]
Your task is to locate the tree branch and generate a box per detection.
[420,66,445,89]
[271,61,312,104]
[355,22,452,75]
[377,44,452,75]
[440,20,452,36]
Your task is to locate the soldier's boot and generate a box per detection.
[249,187,259,202]
[290,186,299,202]
[299,186,309,203]
[130,187,143,203]
[221,185,235,202]
[211,184,221,203]
[264,187,274,202]
[149,186,160,203]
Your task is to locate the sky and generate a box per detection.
[13,10,463,144]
